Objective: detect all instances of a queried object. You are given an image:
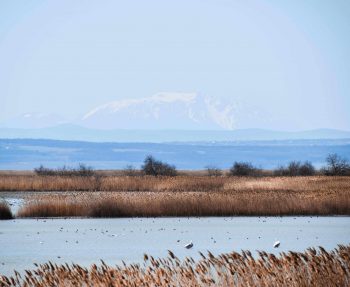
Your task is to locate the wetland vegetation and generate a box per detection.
[1,244,349,286]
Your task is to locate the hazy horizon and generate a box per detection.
[1,1,350,132]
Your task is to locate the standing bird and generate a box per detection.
[273,240,280,248]
[184,241,193,249]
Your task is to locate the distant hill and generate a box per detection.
[0,125,350,142]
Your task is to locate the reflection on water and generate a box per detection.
[0,198,23,215]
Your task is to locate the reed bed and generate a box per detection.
[0,201,13,220]
[1,245,349,286]
[17,188,350,217]
[1,175,350,193]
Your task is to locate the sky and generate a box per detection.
[0,0,349,131]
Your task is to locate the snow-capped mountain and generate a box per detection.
[79,93,239,130]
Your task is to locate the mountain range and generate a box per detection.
[1,93,349,142]
[80,92,241,130]
[1,93,262,131]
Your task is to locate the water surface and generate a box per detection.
[1,138,350,169]
[1,216,349,276]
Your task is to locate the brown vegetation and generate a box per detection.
[1,174,350,192]
[16,177,350,217]
[34,164,94,177]
[2,176,349,217]
[1,245,350,286]
[0,202,13,220]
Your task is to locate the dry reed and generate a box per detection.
[17,188,350,217]
[3,176,350,217]
[1,175,350,193]
[1,245,349,286]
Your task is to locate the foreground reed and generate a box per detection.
[1,245,349,286]
[0,202,13,220]
[17,188,350,217]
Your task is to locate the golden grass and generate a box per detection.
[0,202,13,220]
[17,186,350,217]
[1,175,350,193]
[2,176,349,217]
[0,175,101,191]
[1,245,349,286]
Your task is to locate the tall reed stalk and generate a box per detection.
[1,245,349,286]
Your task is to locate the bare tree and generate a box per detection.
[123,165,139,176]
[274,161,315,176]
[205,165,223,177]
[298,161,315,176]
[323,154,350,176]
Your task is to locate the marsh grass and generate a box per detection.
[17,188,350,218]
[5,176,350,217]
[0,201,13,220]
[1,245,349,286]
[1,175,350,192]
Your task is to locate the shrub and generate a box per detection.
[322,154,350,176]
[0,202,13,220]
[34,164,95,177]
[142,156,177,176]
[298,161,316,176]
[76,163,95,177]
[228,162,260,176]
[274,161,315,176]
[273,166,286,176]
[123,165,139,176]
[205,165,223,177]
[34,165,53,176]
[287,161,301,176]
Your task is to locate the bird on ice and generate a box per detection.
[273,240,280,248]
[184,241,193,249]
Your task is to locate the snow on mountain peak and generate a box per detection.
[82,92,197,121]
[80,93,239,130]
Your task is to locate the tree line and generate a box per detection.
[34,153,350,177]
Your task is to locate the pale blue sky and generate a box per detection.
[0,0,349,130]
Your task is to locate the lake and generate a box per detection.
[1,216,349,276]
[1,138,350,170]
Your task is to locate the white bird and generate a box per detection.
[273,240,280,248]
[184,241,193,249]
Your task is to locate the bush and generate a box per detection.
[205,165,223,177]
[123,165,139,176]
[0,202,13,220]
[228,162,260,177]
[298,161,316,176]
[274,161,315,176]
[273,166,286,176]
[34,164,95,177]
[322,154,350,176]
[287,161,302,176]
[142,156,177,176]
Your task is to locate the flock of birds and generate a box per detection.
[3,216,327,273]
[29,218,284,252]
[30,218,283,253]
